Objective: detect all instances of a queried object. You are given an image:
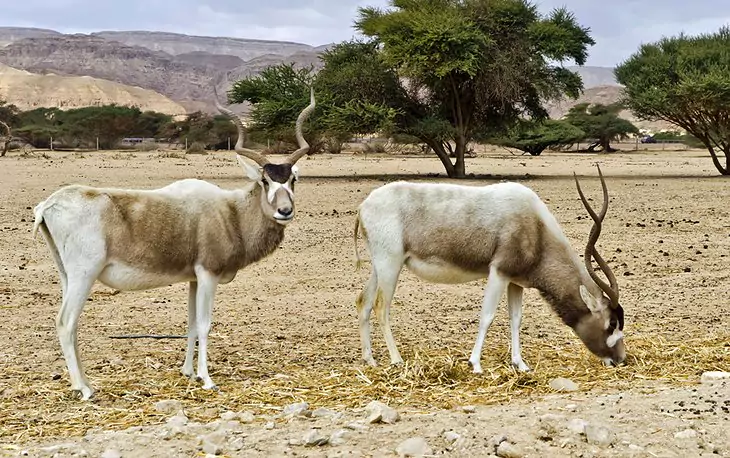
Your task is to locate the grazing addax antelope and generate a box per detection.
[32,89,316,400]
[353,165,625,373]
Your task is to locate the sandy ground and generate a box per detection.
[0,148,728,457]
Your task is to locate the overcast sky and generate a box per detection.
[3,1,730,67]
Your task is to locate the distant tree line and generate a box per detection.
[0,102,237,151]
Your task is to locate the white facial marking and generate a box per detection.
[606,329,624,348]
[266,181,283,203]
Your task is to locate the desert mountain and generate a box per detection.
[0,27,672,131]
[0,63,186,115]
[91,31,320,61]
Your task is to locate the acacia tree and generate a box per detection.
[615,27,730,175]
[354,0,595,177]
[493,119,584,156]
[564,103,639,152]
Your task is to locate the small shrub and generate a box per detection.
[186,141,208,155]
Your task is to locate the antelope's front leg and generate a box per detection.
[194,267,219,391]
[181,281,197,378]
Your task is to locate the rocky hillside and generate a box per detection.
[0,27,61,47]
[92,31,319,61]
[0,63,186,115]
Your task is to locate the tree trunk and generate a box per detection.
[429,141,456,177]
[707,145,730,175]
[453,138,466,178]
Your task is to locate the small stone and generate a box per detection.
[302,429,329,446]
[489,434,508,449]
[549,377,579,392]
[220,411,239,421]
[100,450,122,458]
[395,437,432,457]
[239,411,255,423]
[330,429,351,446]
[345,421,368,431]
[584,425,614,446]
[443,431,461,444]
[154,399,183,415]
[283,402,310,417]
[201,431,226,455]
[700,371,730,384]
[365,400,400,424]
[628,444,644,451]
[461,405,476,413]
[167,414,188,428]
[312,407,337,418]
[228,437,245,451]
[264,421,275,430]
[674,429,698,439]
[496,441,524,458]
[567,418,588,435]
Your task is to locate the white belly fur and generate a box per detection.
[405,256,485,284]
[98,262,194,291]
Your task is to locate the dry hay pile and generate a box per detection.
[1,331,727,443]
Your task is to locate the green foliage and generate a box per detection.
[0,100,20,127]
[564,103,639,152]
[615,26,730,174]
[352,0,595,177]
[493,119,585,155]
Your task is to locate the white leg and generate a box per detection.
[56,271,99,400]
[507,283,530,372]
[356,272,378,366]
[181,281,197,378]
[371,259,404,366]
[194,267,218,390]
[468,268,508,374]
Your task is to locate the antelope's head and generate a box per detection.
[573,165,626,366]
[215,88,316,225]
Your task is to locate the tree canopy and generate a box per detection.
[615,26,730,175]
[492,119,584,156]
[563,103,639,152]
[351,0,595,177]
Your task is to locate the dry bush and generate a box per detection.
[134,141,159,152]
[186,142,208,155]
[154,151,187,159]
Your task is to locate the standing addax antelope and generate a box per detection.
[353,165,625,372]
[32,89,316,400]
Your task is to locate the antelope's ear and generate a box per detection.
[580,285,605,313]
[237,154,262,181]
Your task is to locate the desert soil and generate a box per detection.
[0,147,728,457]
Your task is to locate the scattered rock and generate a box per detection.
[395,437,432,457]
[201,431,226,455]
[443,430,461,444]
[311,407,337,418]
[365,400,400,424]
[100,450,122,458]
[496,441,524,458]
[345,421,368,431]
[228,437,245,451]
[302,429,329,446]
[549,377,579,392]
[264,421,275,430]
[220,411,239,421]
[674,429,698,439]
[701,371,730,384]
[283,402,311,417]
[167,414,188,428]
[567,418,588,435]
[461,405,477,413]
[239,411,255,423]
[584,425,614,446]
[489,434,508,449]
[329,429,351,446]
[154,399,183,415]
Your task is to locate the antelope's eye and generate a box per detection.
[261,180,269,190]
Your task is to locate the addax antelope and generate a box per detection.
[353,165,625,373]
[32,89,316,400]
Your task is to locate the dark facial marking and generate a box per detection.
[263,163,294,183]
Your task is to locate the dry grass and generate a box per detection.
[1,332,727,443]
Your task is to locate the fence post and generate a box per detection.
[185,138,188,150]
[228,136,231,151]
[96,137,99,151]
[50,136,53,151]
